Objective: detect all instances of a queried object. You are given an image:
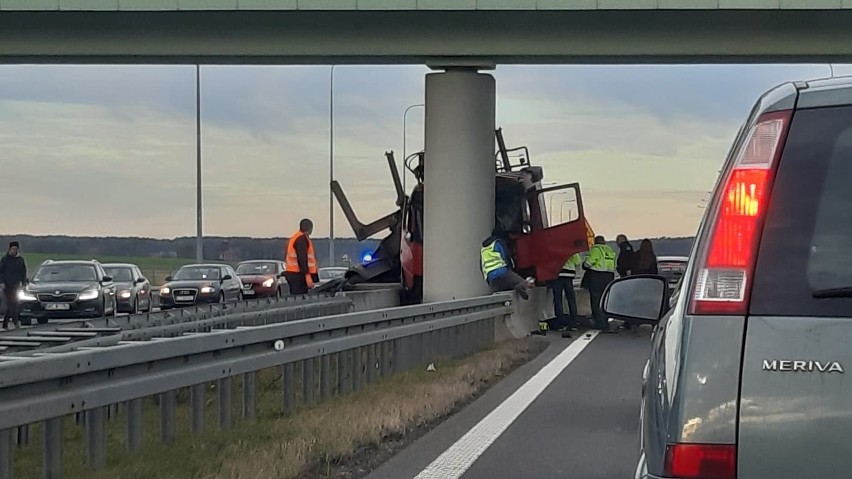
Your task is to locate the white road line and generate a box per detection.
[413,331,600,479]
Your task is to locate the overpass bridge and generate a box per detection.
[1,1,851,64]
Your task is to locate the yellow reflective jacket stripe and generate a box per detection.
[586,244,616,272]
[480,242,508,280]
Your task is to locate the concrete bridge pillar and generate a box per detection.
[422,67,496,302]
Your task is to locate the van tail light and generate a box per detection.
[665,443,736,479]
[690,110,791,315]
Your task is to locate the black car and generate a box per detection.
[158,264,243,309]
[18,260,117,325]
[103,263,153,314]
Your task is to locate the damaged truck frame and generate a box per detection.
[329,128,593,305]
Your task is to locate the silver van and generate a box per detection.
[603,77,852,479]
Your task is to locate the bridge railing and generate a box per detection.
[0,294,512,479]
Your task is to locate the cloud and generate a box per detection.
[0,63,845,240]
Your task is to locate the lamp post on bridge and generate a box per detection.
[195,64,203,262]
[329,65,336,267]
[402,103,424,193]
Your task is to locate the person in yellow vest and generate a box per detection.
[582,235,617,333]
[548,252,581,338]
[285,218,319,295]
[481,228,532,301]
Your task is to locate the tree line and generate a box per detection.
[0,234,693,264]
[0,235,381,266]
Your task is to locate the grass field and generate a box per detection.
[22,253,198,286]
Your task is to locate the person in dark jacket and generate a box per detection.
[616,234,636,278]
[633,238,658,275]
[0,241,27,329]
[622,238,658,331]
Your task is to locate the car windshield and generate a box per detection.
[236,262,276,275]
[173,266,221,281]
[104,267,133,282]
[319,269,346,281]
[33,264,97,282]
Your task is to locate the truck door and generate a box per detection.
[513,183,589,282]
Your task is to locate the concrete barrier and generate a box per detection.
[338,284,402,312]
[496,286,592,341]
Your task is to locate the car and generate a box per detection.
[603,77,852,479]
[17,259,117,325]
[103,263,153,314]
[656,255,689,291]
[317,267,348,287]
[235,260,288,298]
[158,263,243,309]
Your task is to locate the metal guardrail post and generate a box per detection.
[43,417,62,479]
[242,373,256,421]
[16,425,28,447]
[160,391,176,444]
[190,385,205,434]
[392,338,403,374]
[85,407,106,468]
[126,399,143,452]
[320,355,331,401]
[302,359,315,405]
[282,363,295,414]
[367,344,377,384]
[218,377,232,430]
[338,352,350,395]
[0,429,11,479]
[352,347,363,392]
[380,341,391,377]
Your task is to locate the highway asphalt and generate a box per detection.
[367,326,651,479]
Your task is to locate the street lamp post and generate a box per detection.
[329,65,336,267]
[402,103,424,192]
[195,65,203,262]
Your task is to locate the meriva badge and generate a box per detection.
[762,359,844,373]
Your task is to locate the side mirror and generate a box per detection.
[136,277,146,284]
[165,276,173,282]
[222,275,233,281]
[101,276,113,283]
[602,275,669,324]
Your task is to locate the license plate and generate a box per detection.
[176,295,193,302]
[45,303,70,311]
[243,289,255,295]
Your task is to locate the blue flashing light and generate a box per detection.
[361,251,373,263]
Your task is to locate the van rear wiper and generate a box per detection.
[812,287,852,299]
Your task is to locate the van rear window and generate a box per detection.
[750,104,852,317]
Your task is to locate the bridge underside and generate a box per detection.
[2,9,852,64]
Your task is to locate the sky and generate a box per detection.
[0,62,848,241]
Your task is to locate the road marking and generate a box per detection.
[413,331,600,479]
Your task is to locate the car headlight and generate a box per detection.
[160,287,170,295]
[200,286,215,294]
[79,289,99,301]
[119,290,131,299]
[17,290,37,302]
[262,278,274,288]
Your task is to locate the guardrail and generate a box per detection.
[0,294,512,479]
[0,292,345,354]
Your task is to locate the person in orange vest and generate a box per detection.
[285,218,319,295]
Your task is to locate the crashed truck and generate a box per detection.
[321,128,595,305]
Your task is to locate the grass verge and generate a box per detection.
[10,337,548,479]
